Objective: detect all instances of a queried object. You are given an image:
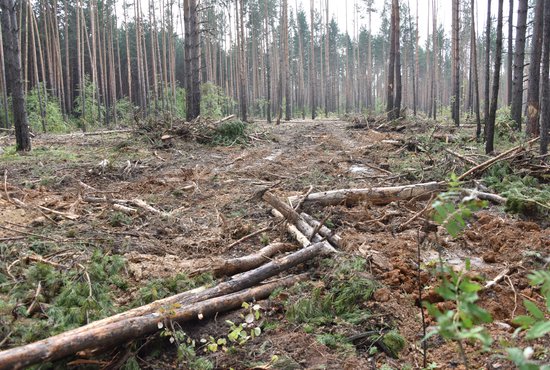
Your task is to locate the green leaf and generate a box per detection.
[207,343,218,352]
[459,280,482,293]
[524,300,544,320]
[512,315,536,328]
[525,321,550,340]
[254,327,261,337]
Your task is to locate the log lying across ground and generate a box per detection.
[288,182,444,207]
[0,274,306,370]
[0,242,330,369]
[263,191,338,252]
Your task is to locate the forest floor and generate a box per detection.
[0,116,549,369]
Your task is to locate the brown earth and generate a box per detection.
[0,119,548,369]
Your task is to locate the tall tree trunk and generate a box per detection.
[431,0,438,120]
[264,0,271,123]
[284,0,291,121]
[309,0,315,119]
[483,0,492,130]
[485,0,504,154]
[451,0,460,126]
[324,0,329,116]
[123,0,132,103]
[238,0,247,122]
[526,0,545,137]
[506,0,514,106]
[28,0,46,132]
[393,0,401,119]
[0,0,31,151]
[540,0,550,154]
[386,0,397,120]
[510,0,528,129]
[471,0,482,139]
[0,5,9,128]
[184,0,200,121]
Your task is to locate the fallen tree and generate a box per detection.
[0,274,306,370]
[263,191,339,252]
[288,182,444,207]
[0,241,332,368]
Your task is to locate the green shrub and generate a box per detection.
[25,83,69,133]
[201,82,235,119]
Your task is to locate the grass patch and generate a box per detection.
[134,272,213,306]
[316,333,355,354]
[0,251,127,345]
[286,257,376,326]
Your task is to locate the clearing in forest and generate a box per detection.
[0,117,548,369]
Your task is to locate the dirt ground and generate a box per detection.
[0,118,548,369]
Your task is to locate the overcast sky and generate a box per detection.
[293,0,512,43]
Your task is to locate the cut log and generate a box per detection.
[271,209,336,253]
[201,242,297,277]
[263,191,339,252]
[288,182,444,207]
[0,240,328,364]
[300,212,343,249]
[0,274,306,370]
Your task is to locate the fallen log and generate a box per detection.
[0,240,328,365]
[187,242,298,277]
[271,209,337,253]
[300,212,343,249]
[0,274,306,370]
[263,191,339,251]
[457,136,539,181]
[288,182,444,208]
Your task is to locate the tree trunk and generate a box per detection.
[485,0,504,154]
[526,0,545,137]
[184,0,200,121]
[511,0,528,129]
[310,0,315,119]
[264,0,271,123]
[238,0,248,122]
[288,182,444,208]
[324,0,330,116]
[386,0,397,120]
[393,0,402,119]
[0,19,8,128]
[471,0,482,139]
[540,0,550,154]
[507,0,514,106]
[0,274,306,370]
[284,0,291,121]
[483,0,492,131]
[451,0,460,126]
[0,0,31,151]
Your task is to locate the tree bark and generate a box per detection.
[0,275,306,370]
[184,0,201,121]
[451,0,460,126]
[287,182,444,208]
[540,0,550,154]
[511,0,528,129]
[506,0,514,107]
[485,0,504,154]
[0,0,31,151]
[471,0,482,139]
[483,0,492,131]
[393,1,402,120]
[238,0,248,122]
[310,0,316,119]
[526,0,545,137]
[386,0,397,120]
